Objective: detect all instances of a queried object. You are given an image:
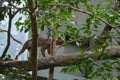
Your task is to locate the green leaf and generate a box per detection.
[39,21,45,31]
[61,67,69,73]
[15,21,23,30]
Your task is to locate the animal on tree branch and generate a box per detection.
[14,36,64,60]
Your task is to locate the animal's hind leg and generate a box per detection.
[14,47,26,60]
[14,42,28,60]
[27,47,32,61]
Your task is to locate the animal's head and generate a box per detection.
[56,37,64,45]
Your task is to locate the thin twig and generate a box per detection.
[49,3,118,31]
[0,29,23,45]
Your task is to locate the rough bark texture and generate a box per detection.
[0,46,120,71]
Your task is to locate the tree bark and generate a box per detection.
[0,46,120,71]
[48,22,57,80]
[28,0,38,80]
[100,24,112,38]
[1,2,13,58]
[48,38,56,80]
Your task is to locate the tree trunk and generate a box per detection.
[48,38,56,80]
[28,0,38,80]
[48,23,57,80]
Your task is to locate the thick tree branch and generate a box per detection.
[0,46,120,71]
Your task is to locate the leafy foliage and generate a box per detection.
[15,17,31,33]
[0,0,120,79]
